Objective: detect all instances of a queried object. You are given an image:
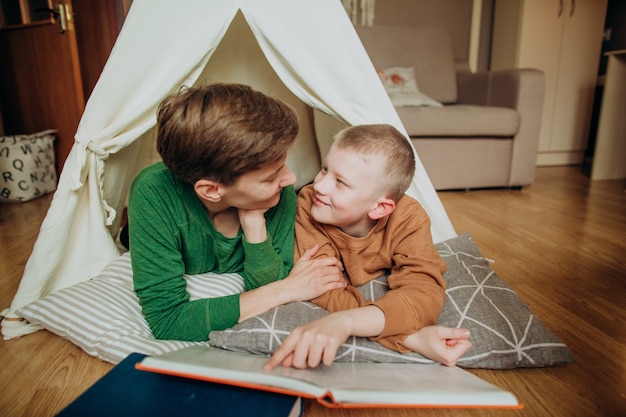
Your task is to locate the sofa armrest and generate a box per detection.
[457,68,543,108]
[457,68,545,186]
[456,69,490,105]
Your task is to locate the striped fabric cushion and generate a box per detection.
[18,252,244,364]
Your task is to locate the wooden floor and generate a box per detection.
[1,166,625,417]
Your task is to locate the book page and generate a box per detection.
[139,346,329,398]
[138,346,519,407]
[310,362,519,406]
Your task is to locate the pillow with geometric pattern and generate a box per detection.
[209,232,575,369]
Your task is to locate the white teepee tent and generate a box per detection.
[2,0,455,339]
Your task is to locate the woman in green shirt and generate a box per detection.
[128,83,345,341]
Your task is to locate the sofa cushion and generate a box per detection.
[396,105,520,138]
[412,139,513,190]
[356,25,457,103]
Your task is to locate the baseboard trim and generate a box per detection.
[536,151,584,166]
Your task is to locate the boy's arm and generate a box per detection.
[265,305,385,370]
[265,313,472,370]
[368,204,447,352]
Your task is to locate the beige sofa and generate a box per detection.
[356,25,545,190]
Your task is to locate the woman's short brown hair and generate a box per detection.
[156,83,299,185]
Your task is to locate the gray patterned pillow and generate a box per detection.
[209,233,574,369]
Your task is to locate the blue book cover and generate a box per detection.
[56,353,302,417]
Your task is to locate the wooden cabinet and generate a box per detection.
[0,0,128,172]
[491,0,608,166]
[0,0,84,174]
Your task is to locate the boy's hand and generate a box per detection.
[264,306,385,371]
[264,313,352,370]
[401,325,472,367]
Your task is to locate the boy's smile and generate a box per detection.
[313,196,330,207]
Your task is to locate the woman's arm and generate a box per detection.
[238,245,346,322]
[129,172,237,341]
[367,204,446,352]
[239,186,297,289]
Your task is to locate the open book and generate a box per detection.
[136,346,522,409]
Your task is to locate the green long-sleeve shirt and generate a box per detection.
[128,163,296,341]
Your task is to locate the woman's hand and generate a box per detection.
[279,245,346,302]
[238,245,345,323]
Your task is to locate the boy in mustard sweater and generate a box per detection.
[266,124,471,370]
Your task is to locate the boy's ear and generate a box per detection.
[194,179,224,203]
[368,198,396,220]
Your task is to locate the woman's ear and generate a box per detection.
[368,198,396,220]
[194,179,224,203]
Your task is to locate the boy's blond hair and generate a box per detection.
[156,83,299,185]
[333,124,415,201]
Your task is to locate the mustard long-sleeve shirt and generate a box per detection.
[295,185,446,352]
